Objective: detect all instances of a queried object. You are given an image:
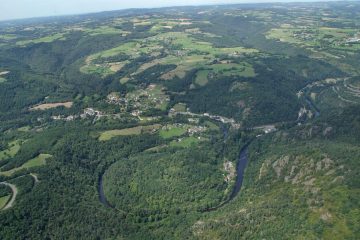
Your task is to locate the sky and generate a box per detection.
[0,0,338,21]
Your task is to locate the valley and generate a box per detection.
[0,1,359,239]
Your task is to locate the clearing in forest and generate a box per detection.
[170,136,205,148]
[0,195,10,210]
[30,102,73,110]
[99,124,162,141]
[0,154,52,177]
[0,140,21,160]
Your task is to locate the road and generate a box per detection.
[0,182,18,210]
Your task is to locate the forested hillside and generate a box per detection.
[0,1,359,239]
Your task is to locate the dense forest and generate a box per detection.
[0,1,359,239]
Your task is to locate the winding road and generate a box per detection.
[0,182,18,210]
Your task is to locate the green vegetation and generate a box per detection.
[0,1,359,239]
[173,103,187,112]
[0,195,10,210]
[16,33,66,45]
[159,125,187,139]
[82,26,129,36]
[195,70,209,86]
[103,141,227,217]
[0,140,21,161]
[99,124,162,141]
[170,136,204,148]
[0,154,51,176]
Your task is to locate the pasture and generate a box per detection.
[30,102,73,110]
[0,195,10,210]
[159,125,187,139]
[0,154,52,177]
[170,136,204,148]
[99,124,162,141]
[17,33,66,46]
[0,140,21,160]
[173,103,187,112]
[195,70,209,86]
[83,30,258,80]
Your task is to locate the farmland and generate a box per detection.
[16,33,67,46]
[0,140,21,161]
[0,154,51,177]
[0,195,10,210]
[81,30,258,80]
[30,102,73,110]
[0,1,359,239]
[159,124,188,139]
[99,124,162,141]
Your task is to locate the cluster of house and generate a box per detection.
[187,125,207,135]
[106,93,128,105]
[51,108,104,121]
[346,36,360,44]
[169,108,240,128]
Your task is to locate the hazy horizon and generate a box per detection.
[0,0,341,21]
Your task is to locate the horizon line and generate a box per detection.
[0,0,346,23]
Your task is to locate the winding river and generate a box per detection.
[98,175,113,208]
[98,126,251,212]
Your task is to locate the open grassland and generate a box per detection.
[204,121,220,130]
[125,84,169,111]
[0,195,10,210]
[170,136,204,148]
[82,26,130,36]
[195,62,255,86]
[30,101,73,110]
[211,62,256,77]
[120,77,130,84]
[99,124,162,141]
[266,26,360,52]
[80,61,129,77]
[173,103,187,112]
[0,34,17,40]
[0,154,52,177]
[195,70,209,86]
[82,30,258,80]
[16,33,66,46]
[0,140,21,161]
[159,126,188,139]
[17,126,31,132]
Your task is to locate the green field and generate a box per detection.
[0,153,51,177]
[204,121,220,130]
[170,136,204,148]
[17,126,30,132]
[82,26,129,36]
[159,126,187,139]
[16,33,66,45]
[0,77,6,83]
[211,63,256,77]
[85,31,258,80]
[0,34,17,40]
[195,70,209,86]
[80,59,129,77]
[99,124,162,141]
[0,195,10,210]
[0,140,21,160]
[173,103,187,112]
[195,63,255,86]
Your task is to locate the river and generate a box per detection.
[98,126,251,212]
[98,175,113,208]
